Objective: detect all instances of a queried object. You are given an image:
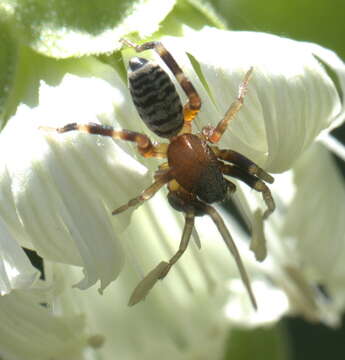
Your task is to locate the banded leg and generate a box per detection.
[202,67,253,143]
[40,122,168,158]
[128,211,195,306]
[120,38,201,127]
[213,147,274,184]
[112,170,173,215]
[222,164,275,219]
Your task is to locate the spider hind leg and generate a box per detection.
[40,122,168,158]
[129,190,257,309]
[128,206,195,306]
[169,191,257,309]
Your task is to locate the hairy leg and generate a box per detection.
[40,122,168,158]
[222,163,275,219]
[112,170,173,215]
[212,147,274,183]
[202,68,253,143]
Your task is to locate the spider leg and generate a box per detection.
[120,38,201,132]
[40,122,168,158]
[202,67,253,143]
[128,210,195,306]
[112,170,173,215]
[203,204,257,310]
[213,147,274,183]
[167,190,257,309]
[221,164,275,219]
[225,178,237,193]
[158,211,195,279]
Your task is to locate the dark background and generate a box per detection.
[210,0,345,359]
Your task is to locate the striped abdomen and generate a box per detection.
[128,57,183,138]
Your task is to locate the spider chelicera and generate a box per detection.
[41,38,275,309]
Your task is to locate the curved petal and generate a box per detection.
[283,143,345,291]
[158,27,344,172]
[0,218,40,295]
[0,290,86,360]
[0,67,148,292]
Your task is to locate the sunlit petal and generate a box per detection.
[0,67,148,292]
[225,279,289,327]
[0,290,87,360]
[155,27,344,172]
[282,143,345,300]
[0,218,40,295]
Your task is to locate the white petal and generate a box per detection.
[283,143,345,289]
[75,262,230,360]
[160,27,344,172]
[225,279,289,327]
[0,217,40,295]
[0,290,86,360]
[0,68,148,292]
[300,41,345,129]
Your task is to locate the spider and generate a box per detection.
[41,38,275,309]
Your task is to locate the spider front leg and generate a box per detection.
[222,164,275,219]
[40,122,168,158]
[120,38,201,131]
[202,67,253,143]
[213,147,274,184]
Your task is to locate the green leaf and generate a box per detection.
[158,0,226,37]
[1,0,176,58]
[0,21,18,128]
[2,46,120,122]
[223,325,291,360]
[212,0,345,60]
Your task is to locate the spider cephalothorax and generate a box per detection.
[41,38,275,309]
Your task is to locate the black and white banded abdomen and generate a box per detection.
[128,57,183,138]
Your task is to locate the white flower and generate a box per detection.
[1,27,345,358]
[0,217,40,295]
[0,287,87,360]
[277,142,345,324]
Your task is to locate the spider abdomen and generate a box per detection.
[168,134,228,203]
[128,57,183,138]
